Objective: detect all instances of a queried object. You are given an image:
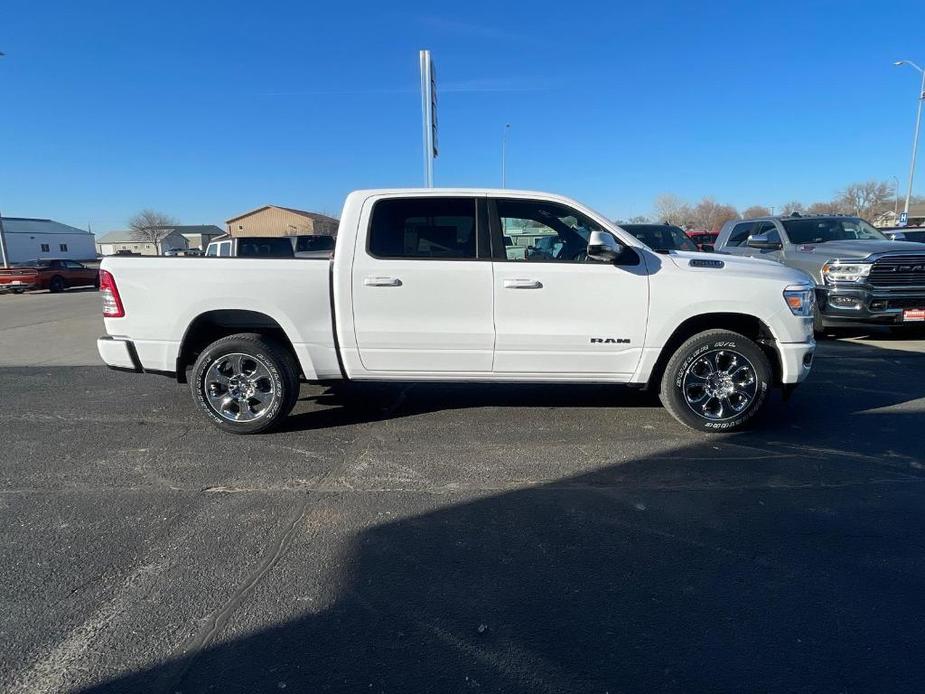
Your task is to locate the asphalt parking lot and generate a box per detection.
[2,290,925,693]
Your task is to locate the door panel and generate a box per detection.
[351,196,494,373]
[492,262,647,375]
[489,198,649,377]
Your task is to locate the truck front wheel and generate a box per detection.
[190,333,300,434]
[659,329,771,433]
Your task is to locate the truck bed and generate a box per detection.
[100,256,340,380]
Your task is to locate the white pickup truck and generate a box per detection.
[97,189,816,433]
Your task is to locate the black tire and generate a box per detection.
[190,333,300,434]
[659,329,772,433]
[48,275,66,293]
[812,305,828,337]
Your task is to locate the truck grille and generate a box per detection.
[869,254,925,288]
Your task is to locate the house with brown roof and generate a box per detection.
[225,205,339,238]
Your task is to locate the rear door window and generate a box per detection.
[368,197,477,259]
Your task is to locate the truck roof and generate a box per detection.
[349,187,578,198]
[733,214,861,224]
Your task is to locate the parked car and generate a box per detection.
[0,259,98,293]
[97,188,815,434]
[620,224,699,253]
[114,249,139,256]
[205,236,295,258]
[686,230,719,251]
[715,214,925,333]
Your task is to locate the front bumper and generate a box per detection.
[778,340,815,384]
[816,286,925,326]
[97,336,142,372]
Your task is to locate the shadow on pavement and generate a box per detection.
[80,339,925,693]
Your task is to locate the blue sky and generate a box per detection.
[1,0,924,230]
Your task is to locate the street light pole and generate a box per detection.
[890,175,900,215]
[895,60,925,221]
[501,123,510,188]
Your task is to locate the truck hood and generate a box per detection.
[667,251,812,284]
[788,239,925,261]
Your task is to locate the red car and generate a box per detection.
[685,230,719,251]
[0,259,99,293]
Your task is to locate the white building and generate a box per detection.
[0,217,96,264]
[96,225,222,256]
[96,229,189,256]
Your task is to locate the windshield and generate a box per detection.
[782,218,888,244]
[621,224,698,252]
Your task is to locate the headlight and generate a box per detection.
[822,260,872,283]
[783,285,816,316]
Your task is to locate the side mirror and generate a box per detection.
[587,230,623,261]
[746,233,782,250]
[700,244,715,253]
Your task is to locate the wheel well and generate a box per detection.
[175,310,300,383]
[648,313,782,388]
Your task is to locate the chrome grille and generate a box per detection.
[869,254,925,288]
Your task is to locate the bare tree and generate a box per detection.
[780,201,805,216]
[128,209,179,254]
[690,197,739,232]
[834,180,894,220]
[652,194,691,226]
[626,214,650,223]
[806,201,839,215]
[742,205,772,218]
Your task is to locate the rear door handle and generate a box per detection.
[503,279,543,289]
[364,276,402,287]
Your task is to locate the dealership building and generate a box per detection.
[0,216,97,264]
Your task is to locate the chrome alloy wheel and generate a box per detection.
[681,349,758,421]
[203,352,277,422]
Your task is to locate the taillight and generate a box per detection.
[99,270,125,317]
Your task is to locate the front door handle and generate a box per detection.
[503,279,543,289]
[364,276,402,287]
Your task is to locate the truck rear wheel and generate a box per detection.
[190,333,300,434]
[659,329,771,433]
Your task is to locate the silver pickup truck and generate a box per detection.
[715,214,925,333]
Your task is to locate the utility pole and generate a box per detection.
[0,210,9,268]
[0,52,8,267]
[895,60,925,223]
[501,123,510,188]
